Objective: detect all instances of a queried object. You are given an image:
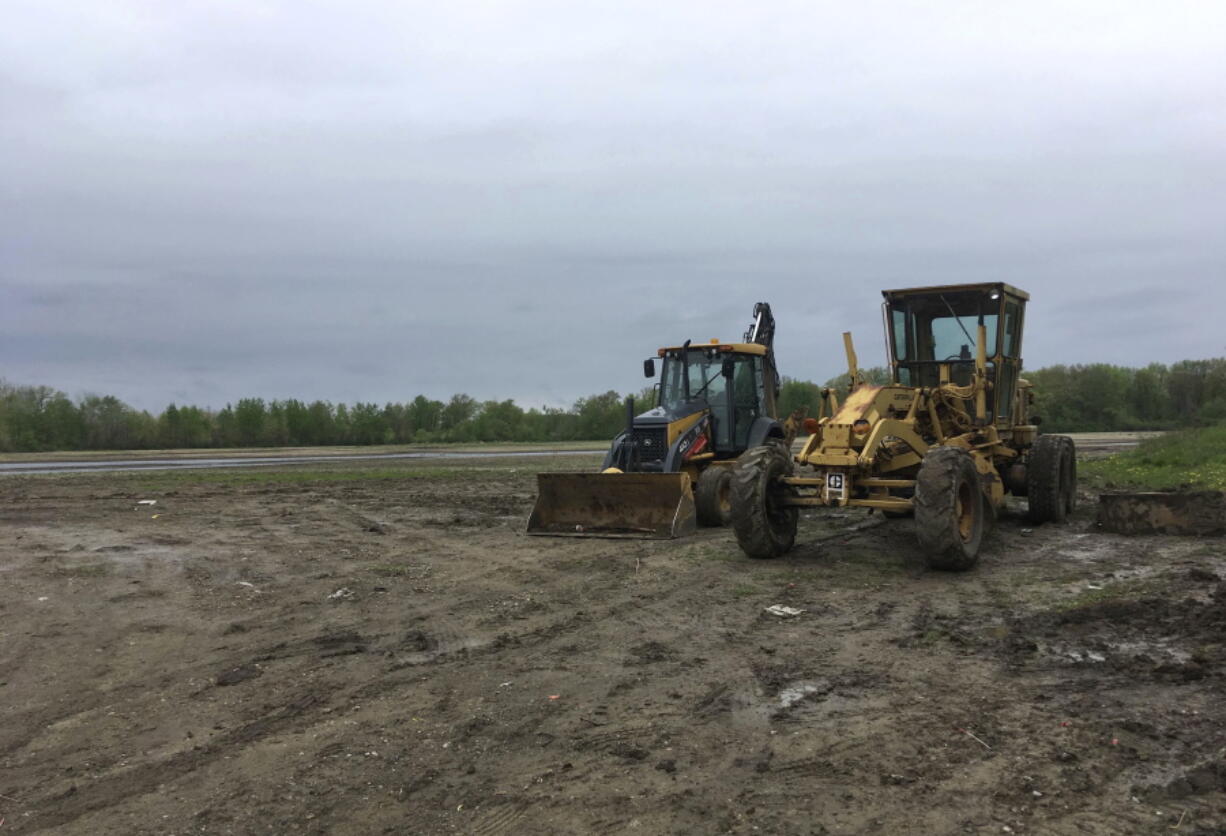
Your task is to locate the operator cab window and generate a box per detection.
[888,291,1000,393]
[660,349,729,412]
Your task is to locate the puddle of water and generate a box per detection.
[1061,648,1108,664]
[1055,639,1190,665]
[779,679,832,708]
[393,636,489,667]
[1108,639,1192,664]
[91,544,189,567]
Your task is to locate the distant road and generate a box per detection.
[0,448,606,476]
[1064,431,1163,455]
[2,430,1154,476]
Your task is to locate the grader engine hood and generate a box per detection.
[805,385,922,468]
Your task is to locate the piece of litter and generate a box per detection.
[328,587,354,600]
[137,499,157,506]
[236,581,256,588]
[764,605,804,618]
[1086,584,1103,590]
[548,695,561,700]
[956,727,993,750]
[151,514,160,519]
[499,681,512,687]
[37,597,49,602]
[1019,528,1033,536]
[1111,738,1119,746]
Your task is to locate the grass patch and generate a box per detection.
[1054,576,1164,611]
[1082,424,1226,492]
[818,545,902,586]
[110,464,522,490]
[369,563,425,577]
[678,541,742,563]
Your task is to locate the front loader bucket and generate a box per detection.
[526,472,697,539]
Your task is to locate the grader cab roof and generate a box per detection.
[881,282,1030,302]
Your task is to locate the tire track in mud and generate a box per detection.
[19,692,321,833]
[10,466,1221,834]
[13,537,705,832]
[469,798,533,835]
[10,527,641,796]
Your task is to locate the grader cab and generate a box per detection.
[730,283,1076,569]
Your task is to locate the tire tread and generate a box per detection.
[1027,435,1070,523]
[915,445,982,571]
[730,443,797,559]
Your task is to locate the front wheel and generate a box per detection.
[915,446,985,571]
[730,443,798,559]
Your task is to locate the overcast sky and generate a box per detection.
[2,1,1224,412]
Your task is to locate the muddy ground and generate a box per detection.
[1,452,1224,835]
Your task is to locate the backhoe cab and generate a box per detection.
[730,283,1075,570]
[616,335,782,475]
[527,303,794,539]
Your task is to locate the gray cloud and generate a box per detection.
[2,1,1224,411]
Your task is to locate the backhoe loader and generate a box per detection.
[527,303,796,539]
[730,283,1075,569]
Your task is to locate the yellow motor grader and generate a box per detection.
[527,303,798,539]
[730,282,1075,569]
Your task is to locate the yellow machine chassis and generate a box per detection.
[780,322,1034,516]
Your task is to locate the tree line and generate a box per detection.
[0,384,655,452]
[771,359,1226,434]
[2,358,1223,452]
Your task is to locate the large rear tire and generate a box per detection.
[1027,435,1076,523]
[730,443,798,559]
[915,446,985,571]
[695,465,733,527]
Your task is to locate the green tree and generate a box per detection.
[350,402,384,445]
[573,390,624,440]
[407,395,444,441]
[778,377,822,419]
[234,398,268,446]
[471,399,525,441]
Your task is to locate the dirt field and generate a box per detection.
[2,451,1224,835]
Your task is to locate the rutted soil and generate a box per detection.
[0,455,1223,834]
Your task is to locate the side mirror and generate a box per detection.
[643,358,656,378]
[721,357,735,378]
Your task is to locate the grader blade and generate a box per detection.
[526,473,697,539]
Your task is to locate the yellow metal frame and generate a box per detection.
[786,291,1036,514]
